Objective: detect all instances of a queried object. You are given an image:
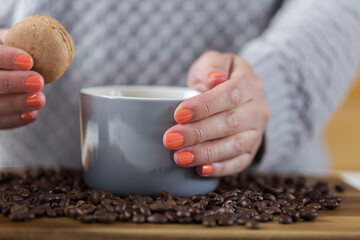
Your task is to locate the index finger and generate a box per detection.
[175,57,257,124]
[0,45,33,70]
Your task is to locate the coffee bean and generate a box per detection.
[96,213,118,223]
[307,203,322,210]
[245,219,260,229]
[218,216,235,226]
[278,214,293,224]
[300,210,318,221]
[192,194,204,202]
[76,214,94,223]
[159,191,172,200]
[176,208,191,218]
[269,206,281,215]
[202,217,216,227]
[147,213,167,223]
[46,208,57,217]
[334,184,347,193]
[150,202,172,212]
[132,213,146,223]
[239,199,251,208]
[164,211,177,222]
[237,217,247,225]
[286,209,300,222]
[323,199,338,210]
[88,190,106,205]
[178,217,193,224]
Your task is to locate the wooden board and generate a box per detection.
[0,175,359,240]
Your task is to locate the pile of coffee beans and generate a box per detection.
[0,168,345,228]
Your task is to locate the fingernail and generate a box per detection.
[26,93,42,108]
[178,151,194,166]
[198,164,214,174]
[24,76,43,91]
[15,54,33,70]
[175,108,192,124]
[208,72,228,88]
[165,132,183,149]
[21,112,35,122]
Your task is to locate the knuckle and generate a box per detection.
[226,110,241,132]
[193,125,205,143]
[204,146,216,163]
[1,73,12,92]
[234,135,246,156]
[253,77,265,93]
[226,84,242,106]
[201,98,212,116]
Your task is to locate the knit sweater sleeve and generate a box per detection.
[240,0,360,170]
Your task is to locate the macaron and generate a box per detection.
[4,14,75,84]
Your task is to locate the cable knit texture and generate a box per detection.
[0,0,359,172]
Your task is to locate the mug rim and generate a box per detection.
[80,85,200,101]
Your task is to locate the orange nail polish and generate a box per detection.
[24,76,43,91]
[198,164,214,174]
[208,72,228,79]
[178,151,194,166]
[21,112,35,122]
[15,54,33,70]
[26,93,42,108]
[175,108,192,124]
[165,132,183,149]
[208,72,228,89]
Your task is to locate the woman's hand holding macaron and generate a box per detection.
[163,51,270,177]
[0,29,45,129]
[0,15,74,130]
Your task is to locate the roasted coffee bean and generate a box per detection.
[254,213,272,222]
[139,204,151,216]
[335,184,347,193]
[237,217,247,225]
[263,193,277,201]
[286,209,300,222]
[205,192,217,198]
[202,217,216,227]
[239,199,251,208]
[178,217,193,224]
[300,210,318,221]
[10,204,28,214]
[46,209,57,217]
[176,208,191,218]
[164,211,177,222]
[307,203,322,210]
[15,188,30,198]
[192,194,204,202]
[245,219,260,229]
[150,202,172,212]
[249,192,263,202]
[159,191,172,200]
[76,214,94,223]
[132,213,146,223]
[147,213,167,223]
[218,216,235,226]
[284,193,296,201]
[322,199,339,210]
[76,200,86,208]
[278,214,293,224]
[176,197,191,206]
[88,190,106,205]
[269,206,281,215]
[96,213,118,223]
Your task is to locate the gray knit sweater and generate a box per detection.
[0,0,360,172]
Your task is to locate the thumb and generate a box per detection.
[0,29,9,44]
[187,50,231,92]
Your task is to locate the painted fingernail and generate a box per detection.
[208,72,228,88]
[165,132,183,149]
[24,76,43,91]
[198,164,214,174]
[178,151,194,166]
[15,54,33,70]
[26,93,42,108]
[175,108,192,124]
[21,112,35,122]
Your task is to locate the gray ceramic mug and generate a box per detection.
[80,85,219,197]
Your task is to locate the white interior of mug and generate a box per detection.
[80,85,200,100]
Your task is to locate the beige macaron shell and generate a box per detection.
[4,15,74,84]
